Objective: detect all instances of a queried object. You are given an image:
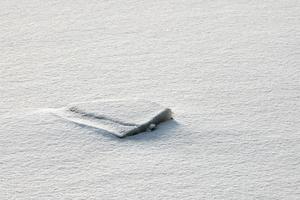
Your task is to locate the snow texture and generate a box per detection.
[1,0,299,199]
[52,99,173,137]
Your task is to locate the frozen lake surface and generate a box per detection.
[1,0,299,199]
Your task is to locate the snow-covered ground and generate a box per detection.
[1,0,299,199]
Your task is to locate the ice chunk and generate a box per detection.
[53,99,173,138]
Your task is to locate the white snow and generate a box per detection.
[1,0,299,199]
[51,99,172,137]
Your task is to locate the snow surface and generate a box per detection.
[1,0,300,199]
[52,99,173,137]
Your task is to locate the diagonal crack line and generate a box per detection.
[68,107,138,127]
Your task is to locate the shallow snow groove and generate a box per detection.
[51,99,173,138]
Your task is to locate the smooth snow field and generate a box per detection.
[1,0,300,199]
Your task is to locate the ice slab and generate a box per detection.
[52,99,173,138]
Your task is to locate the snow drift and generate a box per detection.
[52,99,173,137]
